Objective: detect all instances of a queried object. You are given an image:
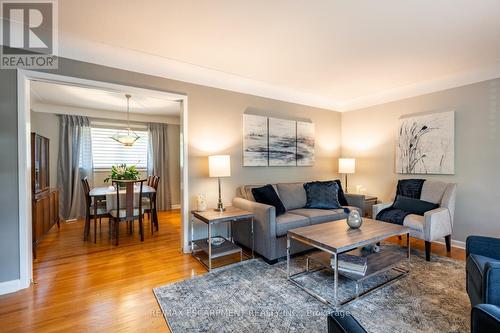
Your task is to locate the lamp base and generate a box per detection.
[214,207,226,212]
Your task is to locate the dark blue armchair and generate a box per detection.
[471,304,500,332]
[466,236,500,307]
[328,312,367,333]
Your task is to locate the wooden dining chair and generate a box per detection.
[143,176,160,234]
[109,179,145,246]
[81,177,110,243]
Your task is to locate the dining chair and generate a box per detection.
[109,179,145,246]
[81,177,110,243]
[143,176,160,234]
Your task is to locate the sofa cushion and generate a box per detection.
[252,185,286,216]
[467,254,493,297]
[275,213,310,237]
[334,179,349,206]
[403,214,424,233]
[289,208,346,225]
[304,181,341,209]
[276,182,307,211]
[243,184,279,201]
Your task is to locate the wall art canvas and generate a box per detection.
[296,121,315,166]
[268,117,297,166]
[396,111,455,174]
[243,114,268,166]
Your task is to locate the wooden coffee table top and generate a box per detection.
[191,206,254,224]
[288,218,409,254]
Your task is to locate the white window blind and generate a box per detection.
[91,127,149,169]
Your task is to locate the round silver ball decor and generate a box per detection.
[347,210,363,229]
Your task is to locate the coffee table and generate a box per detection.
[287,218,410,308]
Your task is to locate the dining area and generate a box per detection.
[82,174,160,245]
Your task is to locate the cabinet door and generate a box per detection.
[33,199,45,241]
[43,195,50,233]
[49,190,59,227]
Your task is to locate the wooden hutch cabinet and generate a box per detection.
[31,133,60,258]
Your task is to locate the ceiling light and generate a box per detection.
[110,94,140,147]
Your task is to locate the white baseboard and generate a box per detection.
[0,279,21,295]
[183,245,192,253]
[171,204,181,209]
[434,238,465,249]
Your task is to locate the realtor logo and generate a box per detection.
[1,0,58,69]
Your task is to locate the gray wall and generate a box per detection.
[0,69,19,283]
[0,58,341,283]
[341,78,500,243]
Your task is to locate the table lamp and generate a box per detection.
[338,158,355,193]
[208,155,231,211]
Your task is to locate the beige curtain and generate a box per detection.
[147,123,171,210]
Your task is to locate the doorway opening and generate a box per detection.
[17,70,189,289]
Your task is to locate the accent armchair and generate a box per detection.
[471,304,500,332]
[373,181,457,261]
[466,236,500,307]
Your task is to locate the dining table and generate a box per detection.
[86,184,157,241]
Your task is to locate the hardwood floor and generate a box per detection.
[0,210,465,332]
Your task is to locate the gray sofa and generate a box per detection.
[232,182,364,263]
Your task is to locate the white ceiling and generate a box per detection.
[30,80,181,116]
[57,0,500,111]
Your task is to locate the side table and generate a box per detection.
[191,206,254,271]
[363,195,378,218]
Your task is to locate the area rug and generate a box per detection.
[153,245,470,333]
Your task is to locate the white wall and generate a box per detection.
[341,78,500,243]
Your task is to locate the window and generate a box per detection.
[90,127,149,169]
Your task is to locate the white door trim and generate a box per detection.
[15,69,190,293]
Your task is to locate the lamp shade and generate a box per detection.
[208,155,231,177]
[338,158,355,174]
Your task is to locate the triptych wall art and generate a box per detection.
[243,114,315,166]
[396,110,455,174]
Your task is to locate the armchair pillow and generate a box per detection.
[251,185,286,216]
[304,181,341,209]
[393,195,439,216]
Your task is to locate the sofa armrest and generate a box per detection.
[484,262,500,306]
[232,197,277,260]
[467,236,500,260]
[423,207,452,241]
[372,202,392,218]
[344,193,365,211]
[472,304,500,333]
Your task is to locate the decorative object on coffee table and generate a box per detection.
[191,207,254,271]
[338,158,355,192]
[287,218,410,307]
[208,155,231,212]
[347,209,363,229]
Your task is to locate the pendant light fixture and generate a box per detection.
[110,94,140,147]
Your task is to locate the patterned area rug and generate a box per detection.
[153,245,469,333]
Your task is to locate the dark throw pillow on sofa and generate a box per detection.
[393,195,439,216]
[303,181,341,209]
[334,179,349,206]
[251,185,286,216]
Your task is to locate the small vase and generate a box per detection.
[347,210,363,229]
[196,194,208,212]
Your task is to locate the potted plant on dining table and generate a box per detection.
[104,163,140,188]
